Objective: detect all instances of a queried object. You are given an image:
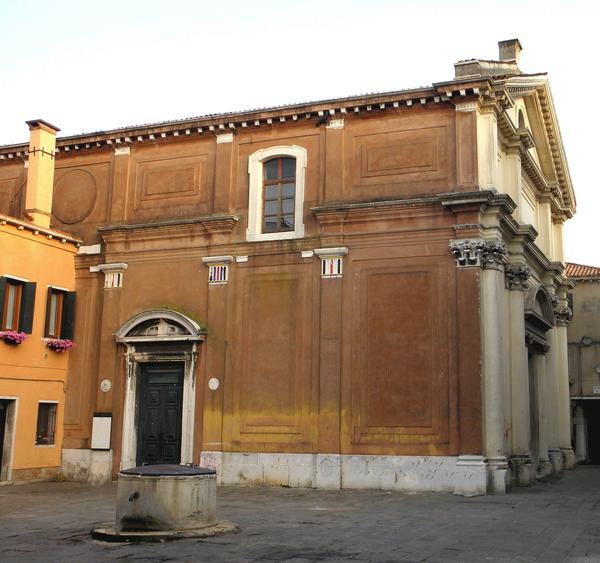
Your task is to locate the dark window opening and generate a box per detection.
[36,403,57,445]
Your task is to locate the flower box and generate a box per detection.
[0,330,27,345]
[46,338,74,353]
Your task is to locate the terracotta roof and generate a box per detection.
[565,262,600,279]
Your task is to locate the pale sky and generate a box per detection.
[1,0,597,265]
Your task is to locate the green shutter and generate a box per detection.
[18,282,37,334]
[0,277,6,325]
[44,287,53,337]
[60,291,77,340]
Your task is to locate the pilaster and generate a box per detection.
[324,119,344,202]
[109,146,131,224]
[213,133,234,213]
[449,238,510,493]
[201,255,234,455]
[90,263,129,414]
[314,248,347,461]
[476,107,498,190]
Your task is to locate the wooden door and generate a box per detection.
[136,363,184,466]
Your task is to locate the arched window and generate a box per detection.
[263,157,296,233]
[247,145,307,242]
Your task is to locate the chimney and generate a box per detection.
[24,119,60,228]
[498,38,522,66]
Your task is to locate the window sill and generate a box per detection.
[34,444,56,448]
[246,227,305,242]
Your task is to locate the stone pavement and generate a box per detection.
[2,467,600,562]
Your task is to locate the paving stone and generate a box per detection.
[1,467,600,561]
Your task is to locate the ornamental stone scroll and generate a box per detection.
[449,239,507,270]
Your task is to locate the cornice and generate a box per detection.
[0,213,81,246]
[98,215,239,250]
[0,83,492,161]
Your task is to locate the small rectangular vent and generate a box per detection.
[208,264,229,284]
[321,257,343,278]
[104,272,123,288]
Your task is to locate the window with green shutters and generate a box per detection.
[0,277,37,333]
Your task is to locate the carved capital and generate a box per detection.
[505,264,531,291]
[554,305,573,326]
[449,239,507,269]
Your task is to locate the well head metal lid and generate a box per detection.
[119,464,216,477]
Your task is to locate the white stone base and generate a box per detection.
[510,456,535,487]
[549,450,564,474]
[200,452,489,496]
[562,448,576,470]
[61,449,113,486]
[537,459,553,478]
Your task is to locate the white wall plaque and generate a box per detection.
[91,414,112,450]
[208,377,220,391]
[593,385,600,394]
[100,379,112,393]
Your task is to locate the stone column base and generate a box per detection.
[510,455,535,487]
[549,449,564,474]
[454,455,487,496]
[486,457,511,494]
[561,448,576,470]
[537,459,553,478]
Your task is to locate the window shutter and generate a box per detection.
[18,282,37,334]
[60,291,77,340]
[0,277,6,324]
[44,287,53,337]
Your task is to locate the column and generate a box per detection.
[534,353,553,477]
[505,264,535,486]
[545,326,563,473]
[555,295,576,468]
[574,405,588,463]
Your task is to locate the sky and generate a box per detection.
[1,0,597,265]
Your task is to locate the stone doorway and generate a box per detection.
[0,398,16,481]
[115,309,206,470]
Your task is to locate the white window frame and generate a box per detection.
[247,145,307,242]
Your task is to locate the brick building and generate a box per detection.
[0,39,576,494]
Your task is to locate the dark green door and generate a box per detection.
[136,363,184,466]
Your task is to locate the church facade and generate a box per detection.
[0,39,576,494]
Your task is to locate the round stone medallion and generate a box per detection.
[53,169,97,224]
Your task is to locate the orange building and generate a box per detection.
[0,120,79,482]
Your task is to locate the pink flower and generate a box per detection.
[46,338,74,353]
[0,331,27,345]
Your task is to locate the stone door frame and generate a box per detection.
[115,309,205,470]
